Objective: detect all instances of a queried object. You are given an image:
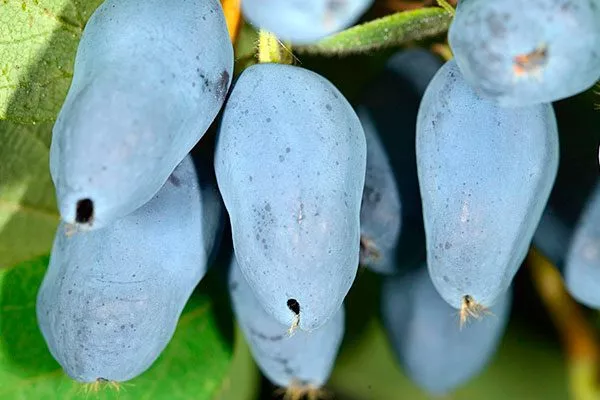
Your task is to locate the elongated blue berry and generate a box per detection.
[381,266,511,395]
[50,0,233,229]
[416,60,558,311]
[37,155,223,382]
[215,63,366,331]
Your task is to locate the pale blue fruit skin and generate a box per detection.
[533,130,599,269]
[533,183,597,271]
[50,0,233,229]
[565,181,600,308]
[215,63,366,331]
[449,0,600,107]
[416,60,559,309]
[36,155,224,383]
[242,0,374,44]
[228,257,344,388]
[358,122,402,273]
[533,207,572,269]
[381,266,512,396]
[357,49,442,274]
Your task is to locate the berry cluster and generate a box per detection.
[35,0,600,397]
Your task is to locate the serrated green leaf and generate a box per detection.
[0,0,105,267]
[0,120,58,268]
[296,8,452,56]
[0,255,256,399]
[0,0,104,123]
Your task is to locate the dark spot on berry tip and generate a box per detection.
[75,199,93,224]
[463,295,473,306]
[287,298,300,315]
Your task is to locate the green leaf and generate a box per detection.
[0,0,106,267]
[296,8,452,56]
[233,21,259,76]
[0,255,258,399]
[0,120,58,268]
[0,0,104,123]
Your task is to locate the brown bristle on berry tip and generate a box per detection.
[287,313,300,336]
[64,220,94,237]
[64,223,79,237]
[359,235,381,263]
[274,380,330,400]
[458,295,492,329]
[286,298,301,336]
[79,378,133,395]
[80,378,113,394]
[512,44,548,77]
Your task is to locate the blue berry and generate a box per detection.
[50,0,233,230]
[381,266,512,395]
[36,155,224,382]
[242,0,374,44]
[416,60,559,310]
[449,0,600,106]
[215,63,366,331]
[565,181,600,308]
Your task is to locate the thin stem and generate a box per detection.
[436,0,456,15]
[431,43,453,61]
[257,30,294,64]
[528,248,600,400]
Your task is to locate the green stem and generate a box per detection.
[436,0,456,16]
[257,30,294,64]
[529,248,600,400]
[296,8,452,56]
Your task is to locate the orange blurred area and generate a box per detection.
[221,0,242,42]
